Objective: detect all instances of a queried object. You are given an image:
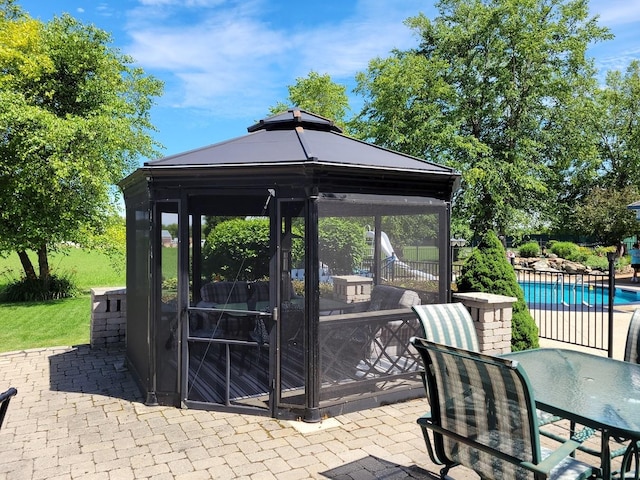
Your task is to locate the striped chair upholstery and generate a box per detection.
[624,309,640,364]
[413,302,562,425]
[412,338,595,480]
[248,281,270,302]
[412,303,479,351]
[197,282,250,335]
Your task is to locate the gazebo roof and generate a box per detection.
[145,109,457,177]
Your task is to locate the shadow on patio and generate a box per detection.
[320,455,439,479]
[48,344,142,402]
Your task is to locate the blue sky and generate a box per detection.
[17,0,640,162]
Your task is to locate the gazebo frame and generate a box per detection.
[120,109,460,421]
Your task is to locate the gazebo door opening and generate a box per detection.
[274,200,307,412]
[184,192,275,413]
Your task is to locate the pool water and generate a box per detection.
[520,281,640,306]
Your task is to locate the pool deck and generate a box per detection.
[1,343,631,480]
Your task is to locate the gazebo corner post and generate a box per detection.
[374,216,382,285]
[303,193,321,423]
[178,195,190,406]
[444,202,453,303]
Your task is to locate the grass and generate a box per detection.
[0,297,91,351]
[0,248,125,353]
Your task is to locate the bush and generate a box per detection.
[549,241,580,261]
[1,274,77,302]
[457,230,539,351]
[319,218,368,275]
[517,241,540,258]
[583,255,609,271]
[203,218,272,281]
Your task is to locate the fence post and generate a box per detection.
[607,252,616,358]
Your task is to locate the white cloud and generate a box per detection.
[123,0,427,115]
[586,0,640,78]
[138,0,225,6]
[589,0,640,26]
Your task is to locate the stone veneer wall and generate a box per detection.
[453,291,516,355]
[90,287,126,348]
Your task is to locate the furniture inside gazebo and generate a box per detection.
[119,109,460,421]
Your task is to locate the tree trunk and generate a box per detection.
[17,250,37,280]
[37,244,50,282]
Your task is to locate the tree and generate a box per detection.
[571,186,639,246]
[457,230,539,351]
[0,2,163,285]
[352,0,611,238]
[551,61,640,242]
[269,70,350,130]
[594,61,640,190]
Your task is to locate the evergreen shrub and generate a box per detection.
[318,218,368,275]
[203,218,272,281]
[457,230,539,351]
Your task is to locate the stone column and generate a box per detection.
[90,287,127,348]
[453,292,516,355]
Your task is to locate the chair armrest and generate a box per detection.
[525,439,584,476]
[418,414,594,478]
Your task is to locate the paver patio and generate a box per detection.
[0,295,635,479]
[0,345,481,479]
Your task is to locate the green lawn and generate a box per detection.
[0,249,125,353]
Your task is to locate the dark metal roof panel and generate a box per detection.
[146,127,454,175]
[146,129,307,167]
[300,128,449,172]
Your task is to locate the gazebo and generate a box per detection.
[119,109,460,421]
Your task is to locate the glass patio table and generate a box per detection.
[503,348,640,479]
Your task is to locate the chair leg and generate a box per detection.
[420,424,444,465]
[621,441,640,480]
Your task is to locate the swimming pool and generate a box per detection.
[519,280,640,306]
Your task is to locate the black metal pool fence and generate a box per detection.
[517,267,617,356]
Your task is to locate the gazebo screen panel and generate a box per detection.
[316,193,447,404]
[125,194,152,391]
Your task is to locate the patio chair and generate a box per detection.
[411,337,595,480]
[0,387,17,430]
[412,303,479,351]
[198,281,250,336]
[624,309,640,364]
[411,303,565,464]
